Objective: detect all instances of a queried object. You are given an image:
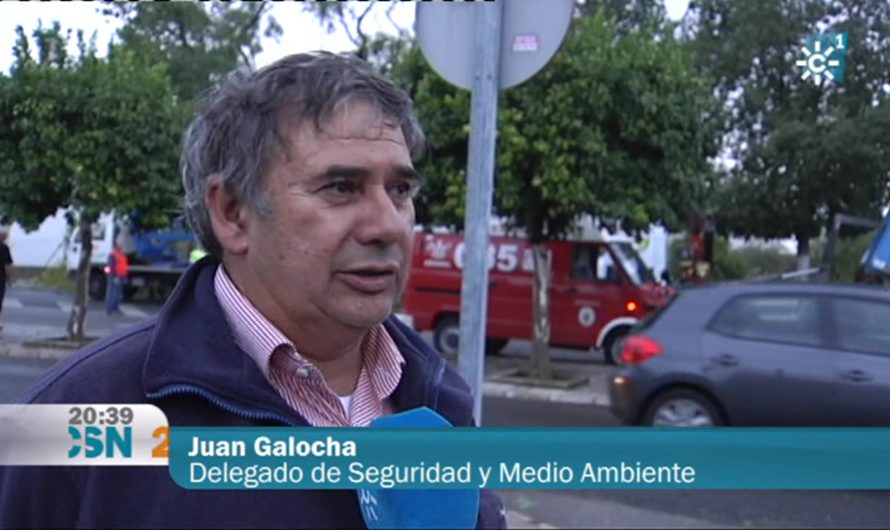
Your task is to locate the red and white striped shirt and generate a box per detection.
[213,266,405,427]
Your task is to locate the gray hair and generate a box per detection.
[180,52,426,259]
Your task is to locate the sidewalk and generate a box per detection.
[499,490,732,529]
[1,321,615,406]
[0,323,74,359]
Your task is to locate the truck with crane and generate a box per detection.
[66,212,197,301]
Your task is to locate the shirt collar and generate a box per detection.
[213,265,404,397]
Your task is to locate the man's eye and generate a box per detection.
[322,181,359,196]
[388,181,419,202]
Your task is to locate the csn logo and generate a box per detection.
[68,426,133,459]
[796,33,847,85]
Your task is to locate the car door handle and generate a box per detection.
[841,369,872,383]
[711,354,739,367]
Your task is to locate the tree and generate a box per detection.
[577,0,669,35]
[374,12,719,376]
[104,2,281,102]
[0,24,186,340]
[302,0,406,60]
[495,12,718,376]
[686,0,890,269]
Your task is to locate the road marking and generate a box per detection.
[119,304,148,319]
[57,301,72,313]
[4,298,23,308]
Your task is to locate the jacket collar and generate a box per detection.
[142,258,445,424]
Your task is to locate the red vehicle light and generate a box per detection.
[620,335,663,365]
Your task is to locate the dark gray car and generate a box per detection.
[609,282,890,426]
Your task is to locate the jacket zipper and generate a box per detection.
[149,366,448,427]
[147,384,297,426]
[428,358,446,412]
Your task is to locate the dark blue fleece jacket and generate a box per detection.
[0,259,506,529]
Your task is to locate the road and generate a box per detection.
[2,286,889,528]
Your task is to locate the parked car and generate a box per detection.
[609,282,890,426]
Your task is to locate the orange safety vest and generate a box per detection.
[111,249,129,278]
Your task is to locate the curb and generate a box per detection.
[506,510,556,529]
[0,344,75,361]
[483,381,610,407]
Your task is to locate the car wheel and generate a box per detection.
[603,328,629,365]
[485,338,509,356]
[643,389,725,427]
[433,316,460,358]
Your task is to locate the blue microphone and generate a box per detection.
[357,407,480,529]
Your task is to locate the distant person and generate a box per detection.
[105,240,128,315]
[0,52,505,528]
[0,231,13,329]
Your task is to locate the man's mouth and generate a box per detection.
[337,264,399,294]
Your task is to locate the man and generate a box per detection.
[0,52,506,528]
[0,231,12,329]
[105,239,128,315]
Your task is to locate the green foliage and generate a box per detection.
[493,12,720,243]
[105,2,280,102]
[373,12,720,240]
[711,237,751,281]
[578,0,669,36]
[35,264,75,294]
[811,231,877,283]
[688,0,890,250]
[0,24,186,231]
[734,245,797,278]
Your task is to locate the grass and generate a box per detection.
[34,264,76,295]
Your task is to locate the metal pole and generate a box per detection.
[458,0,503,426]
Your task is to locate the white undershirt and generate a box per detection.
[338,394,353,416]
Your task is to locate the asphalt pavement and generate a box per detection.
[2,285,890,528]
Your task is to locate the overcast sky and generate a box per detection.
[0,1,691,73]
[0,2,414,73]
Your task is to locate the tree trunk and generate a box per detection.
[796,234,810,272]
[529,244,553,380]
[66,216,92,341]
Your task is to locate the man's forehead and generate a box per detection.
[309,102,403,141]
[291,110,407,153]
[273,100,410,170]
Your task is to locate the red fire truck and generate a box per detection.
[403,232,674,364]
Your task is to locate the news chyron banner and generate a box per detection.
[3,405,890,489]
[0,404,169,466]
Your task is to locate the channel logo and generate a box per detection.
[796,33,847,85]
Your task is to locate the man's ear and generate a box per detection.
[205,175,250,256]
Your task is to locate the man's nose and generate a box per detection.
[354,185,409,246]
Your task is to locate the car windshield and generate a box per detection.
[611,242,655,286]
